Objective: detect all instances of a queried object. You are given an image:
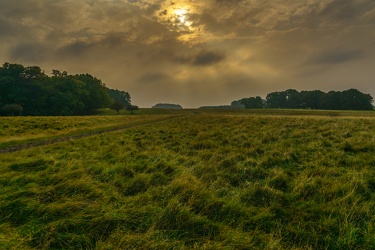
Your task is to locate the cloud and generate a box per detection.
[1,0,375,107]
[138,72,170,83]
[193,50,226,66]
[309,50,364,65]
[215,0,246,6]
[9,43,49,63]
[57,41,95,58]
[0,17,17,37]
[170,49,226,66]
[319,0,375,24]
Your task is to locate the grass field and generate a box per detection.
[1,109,375,249]
[0,112,188,149]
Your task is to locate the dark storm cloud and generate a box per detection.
[319,0,375,23]
[310,50,364,65]
[171,50,226,66]
[10,43,48,62]
[193,50,226,66]
[57,41,95,58]
[99,32,127,48]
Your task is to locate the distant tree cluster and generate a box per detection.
[0,62,132,116]
[232,96,263,109]
[265,89,373,110]
[234,89,373,110]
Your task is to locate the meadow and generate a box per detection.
[0,110,188,150]
[1,109,375,249]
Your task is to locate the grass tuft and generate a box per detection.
[9,159,53,172]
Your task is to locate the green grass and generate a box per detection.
[1,110,375,249]
[0,114,184,149]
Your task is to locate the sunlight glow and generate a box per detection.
[174,8,187,16]
[172,7,191,27]
[156,1,205,43]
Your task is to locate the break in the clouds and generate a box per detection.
[1,0,375,107]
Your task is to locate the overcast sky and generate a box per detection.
[1,0,375,108]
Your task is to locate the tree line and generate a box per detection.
[0,62,133,116]
[233,89,374,110]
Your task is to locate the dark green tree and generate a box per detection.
[0,63,49,115]
[107,88,131,107]
[321,91,341,110]
[340,89,373,110]
[266,91,287,108]
[248,88,373,110]
[126,105,139,114]
[110,101,125,114]
[233,96,264,109]
[46,76,87,115]
[73,74,112,114]
[300,90,325,109]
[284,89,300,108]
[0,62,132,116]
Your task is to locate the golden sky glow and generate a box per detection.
[156,1,204,43]
[1,0,375,108]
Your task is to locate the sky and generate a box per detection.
[1,0,375,108]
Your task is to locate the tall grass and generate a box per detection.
[1,110,375,249]
[0,114,183,149]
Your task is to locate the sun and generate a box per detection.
[164,5,192,31]
[173,8,191,27]
[156,1,204,43]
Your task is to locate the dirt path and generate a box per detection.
[0,115,187,154]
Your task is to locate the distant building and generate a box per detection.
[152,103,183,109]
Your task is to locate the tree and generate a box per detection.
[300,90,325,109]
[73,74,112,114]
[266,91,287,108]
[340,89,374,110]
[243,88,373,110]
[110,101,125,114]
[107,88,131,107]
[0,63,48,115]
[51,70,68,77]
[0,62,132,116]
[24,66,46,80]
[126,105,139,114]
[321,91,341,110]
[284,89,300,108]
[233,96,264,109]
[0,63,25,80]
[45,76,88,115]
